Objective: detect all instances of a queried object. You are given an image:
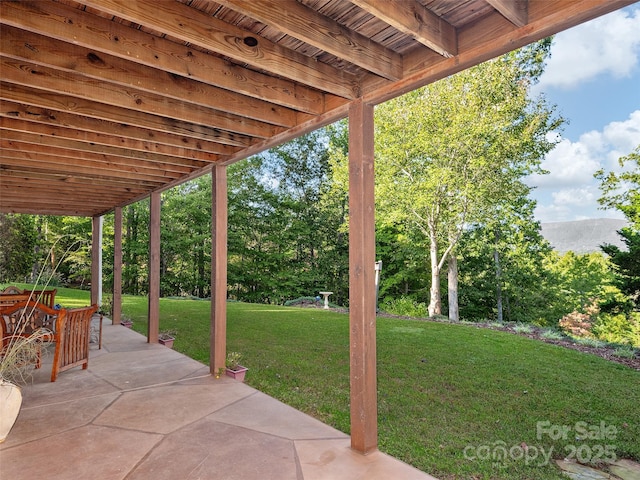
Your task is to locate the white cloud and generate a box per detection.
[552,187,597,206]
[538,7,640,90]
[529,110,640,221]
[529,137,600,188]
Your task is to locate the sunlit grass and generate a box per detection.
[11,285,638,480]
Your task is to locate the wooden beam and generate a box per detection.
[0,25,304,128]
[348,98,377,454]
[0,100,239,156]
[486,0,528,28]
[0,0,334,113]
[0,141,189,180]
[0,57,282,139]
[0,128,215,169]
[0,83,255,148]
[211,165,228,376]
[79,0,360,99]
[363,0,637,107]
[218,0,402,80]
[148,192,160,344]
[351,0,457,57]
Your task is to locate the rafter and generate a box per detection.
[486,0,528,28]
[1,57,283,139]
[0,83,256,148]
[0,0,338,114]
[0,128,216,169]
[0,116,231,161]
[218,0,402,80]
[0,25,305,129]
[350,0,457,58]
[78,0,361,99]
[0,100,239,156]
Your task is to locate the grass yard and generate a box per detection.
[12,285,639,480]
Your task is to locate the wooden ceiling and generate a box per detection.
[0,0,636,216]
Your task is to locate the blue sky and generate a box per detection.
[527,5,640,223]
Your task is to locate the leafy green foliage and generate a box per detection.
[370,40,563,316]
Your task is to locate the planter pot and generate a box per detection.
[0,380,22,443]
[225,366,248,382]
[158,337,174,348]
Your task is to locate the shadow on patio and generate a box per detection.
[1,318,437,480]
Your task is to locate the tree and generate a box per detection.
[596,145,640,305]
[459,198,556,324]
[596,145,640,228]
[373,41,562,317]
[0,213,38,282]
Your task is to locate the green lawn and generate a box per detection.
[9,284,639,480]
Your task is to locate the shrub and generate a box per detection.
[541,329,565,341]
[612,345,637,359]
[592,311,640,347]
[379,296,429,318]
[559,300,599,338]
[513,324,533,334]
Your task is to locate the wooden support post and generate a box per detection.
[211,165,228,375]
[113,206,123,324]
[91,215,101,306]
[348,98,378,454]
[148,192,160,343]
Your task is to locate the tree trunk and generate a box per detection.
[428,228,441,316]
[493,248,503,323]
[448,254,459,321]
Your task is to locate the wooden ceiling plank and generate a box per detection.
[0,100,240,156]
[217,0,402,80]
[0,25,306,128]
[0,150,181,183]
[0,116,229,161]
[0,167,155,190]
[486,0,528,28]
[0,0,334,114]
[350,0,457,58]
[0,56,283,139]
[0,82,255,148]
[78,0,361,98]
[0,127,217,169]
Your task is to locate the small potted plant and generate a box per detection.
[120,317,133,328]
[225,351,248,382]
[158,329,176,348]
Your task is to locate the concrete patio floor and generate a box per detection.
[1,319,438,480]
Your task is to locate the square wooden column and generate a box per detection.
[91,215,102,306]
[148,192,160,343]
[348,98,377,454]
[211,165,228,375]
[112,206,123,324]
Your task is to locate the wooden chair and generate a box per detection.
[51,304,98,382]
[25,289,57,309]
[0,293,30,312]
[1,300,61,368]
[1,286,23,294]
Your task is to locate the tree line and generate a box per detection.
[1,41,638,345]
